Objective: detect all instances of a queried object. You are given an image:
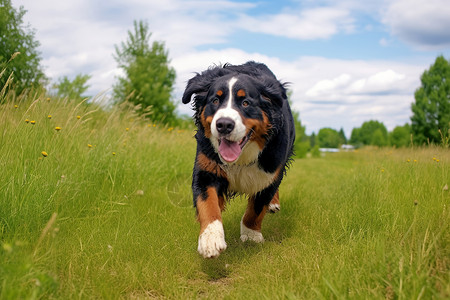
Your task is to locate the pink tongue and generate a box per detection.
[219,138,242,162]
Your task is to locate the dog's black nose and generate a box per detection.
[216,117,235,135]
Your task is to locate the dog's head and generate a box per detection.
[182,62,287,165]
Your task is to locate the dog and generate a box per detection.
[182,61,295,258]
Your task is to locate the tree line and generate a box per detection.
[1,0,449,149]
[292,54,449,156]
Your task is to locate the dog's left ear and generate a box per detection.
[259,77,288,108]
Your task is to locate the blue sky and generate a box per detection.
[13,0,450,137]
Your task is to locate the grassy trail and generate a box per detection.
[0,93,449,299]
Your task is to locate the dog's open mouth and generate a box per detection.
[218,131,252,163]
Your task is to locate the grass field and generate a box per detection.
[1,91,449,299]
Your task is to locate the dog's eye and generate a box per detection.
[212,98,219,105]
[242,100,250,107]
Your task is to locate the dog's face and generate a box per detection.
[183,63,287,165]
[202,74,271,164]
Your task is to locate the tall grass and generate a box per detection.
[1,90,196,298]
[1,89,449,299]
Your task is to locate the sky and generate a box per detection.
[12,0,450,137]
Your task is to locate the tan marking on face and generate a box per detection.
[200,108,213,138]
[196,187,225,233]
[216,90,223,97]
[243,112,271,150]
[237,89,246,98]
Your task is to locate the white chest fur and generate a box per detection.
[222,162,276,196]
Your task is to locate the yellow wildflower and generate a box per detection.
[112,152,116,155]
[30,120,36,125]
[14,105,18,109]
[126,128,129,131]
[406,159,410,162]
[77,115,81,119]
[41,151,48,157]
[88,144,93,148]
[46,97,51,102]
[25,119,30,123]
[48,115,52,119]
[55,127,61,131]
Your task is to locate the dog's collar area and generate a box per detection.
[219,158,258,168]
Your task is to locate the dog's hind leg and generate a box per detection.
[267,190,280,213]
[240,196,267,243]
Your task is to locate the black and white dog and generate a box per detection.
[182,61,295,258]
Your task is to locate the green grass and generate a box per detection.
[1,90,449,299]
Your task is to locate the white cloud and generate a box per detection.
[306,73,352,99]
[279,58,423,135]
[14,0,255,84]
[382,0,450,49]
[11,0,440,137]
[240,7,354,40]
[348,69,406,95]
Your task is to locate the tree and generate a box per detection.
[53,74,91,101]
[292,109,310,158]
[113,20,176,124]
[338,127,347,145]
[317,127,341,148]
[350,120,388,147]
[0,0,46,94]
[349,127,361,147]
[389,123,411,147]
[371,129,387,147]
[411,55,450,145]
[288,93,310,158]
[309,132,317,148]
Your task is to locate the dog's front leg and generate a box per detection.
[196,187,227,258]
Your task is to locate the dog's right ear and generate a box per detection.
[182,66,233,105]
[181,73,210,105]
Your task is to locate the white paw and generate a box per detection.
[198,220,227,258]
[267,203,280,213]
[240,219,264,243]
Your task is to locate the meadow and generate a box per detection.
[0,90,449,299]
